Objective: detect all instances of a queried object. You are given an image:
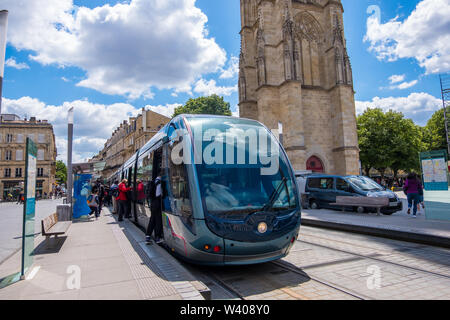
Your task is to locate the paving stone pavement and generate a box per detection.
[282,226,450,300]
[190,226,450,300]
[0,207,204,300]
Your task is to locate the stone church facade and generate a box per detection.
[239,0,360,175]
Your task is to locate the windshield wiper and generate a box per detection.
[262,177,288,212]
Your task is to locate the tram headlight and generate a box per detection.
[257,222,268,234]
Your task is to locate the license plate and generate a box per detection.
[389,202,398,207]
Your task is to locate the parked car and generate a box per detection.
[304,175,402,215]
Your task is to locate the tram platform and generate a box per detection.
[301,194,450,249]
[0,206,208,300]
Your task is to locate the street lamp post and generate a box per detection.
[67,107,74,217]
[0,10,9,123]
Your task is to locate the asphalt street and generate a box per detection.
[0,199,63,265]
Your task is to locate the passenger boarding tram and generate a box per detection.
[112,115,301,265]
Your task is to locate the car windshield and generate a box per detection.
[347,176,384,192]
[188,117,298,217]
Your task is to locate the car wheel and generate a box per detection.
[356,206,365,214]
[310,200,319,210]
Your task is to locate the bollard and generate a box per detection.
[57,204,72,221]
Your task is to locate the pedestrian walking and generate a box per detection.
[403,173,422,218]
[87,190,100,220]
[146,171,164,244]
[110,180,119,214]
[117,179,131,222]
[96,181,105,215]
[417,178,425,214]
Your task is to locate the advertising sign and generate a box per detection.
[21,138,37,278]
[73,174,92,219]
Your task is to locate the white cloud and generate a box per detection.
[395,80,418,90]
[356,92,442,126]
[364,0,450,74]
[193,79,237,97]
[61,77,70,82]
[389,74,405,84]
[383,75,418,90]
[232,105,240,117]
[219,56,239,79]
[145,103,181,118]
[3,0,227,99]
[2,96,175,162]
[5,57,30,70]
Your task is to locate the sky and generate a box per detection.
[1,0,449,163]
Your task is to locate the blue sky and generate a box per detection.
[1,0,448,161]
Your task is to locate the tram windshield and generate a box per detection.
[188,117,297,217]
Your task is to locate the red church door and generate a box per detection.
[306,156,324,173]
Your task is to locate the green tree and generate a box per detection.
[55,160,67,184]
[423,106,450,151]
[357,108,423,178]
[172,95,232,118]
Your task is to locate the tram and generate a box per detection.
[111,115,302,265]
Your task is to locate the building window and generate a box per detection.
[5,150,12,161]
[6,134,13,143]
[37,149,45,161]
[38,134,46,143]
[15,168,22,177]
[16,149,23,161]
[4,168,11,178]
[28,134,35,142]
[37,168,44,177]
[16,134,24,143]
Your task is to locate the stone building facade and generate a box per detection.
[239,0,360,175]
[0,115,57,199]
[94,108,170,179]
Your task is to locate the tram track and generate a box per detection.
[296,236,450,280]
[270,260,368,300]
[195,261,367,300]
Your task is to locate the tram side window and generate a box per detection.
[168,139,192,223]
[137,152,153,184]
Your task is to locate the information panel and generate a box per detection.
[21,138,37,278]
[420,150,449,191]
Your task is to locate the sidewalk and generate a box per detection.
[0,207,206,300]
[301,196,450,248]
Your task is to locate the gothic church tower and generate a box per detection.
[239,0,360,175]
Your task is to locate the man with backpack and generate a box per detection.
[110,180,119,214]
[87,190,100,220]
[146,170,164,244]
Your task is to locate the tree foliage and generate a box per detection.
[357,108,424,177]
[55,160,67,184]
[423,106,449,151]
[172,95,232,118]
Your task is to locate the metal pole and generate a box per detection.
[67,107,74,218]
[440,75,450,156]
[0,10,9,122]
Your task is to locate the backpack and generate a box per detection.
[148,179,161,200]
[111,187,120,198]
[87,194,98,206]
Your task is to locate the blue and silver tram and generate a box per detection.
[114,115,302,265]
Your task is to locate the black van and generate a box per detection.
[304,175,402,215]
